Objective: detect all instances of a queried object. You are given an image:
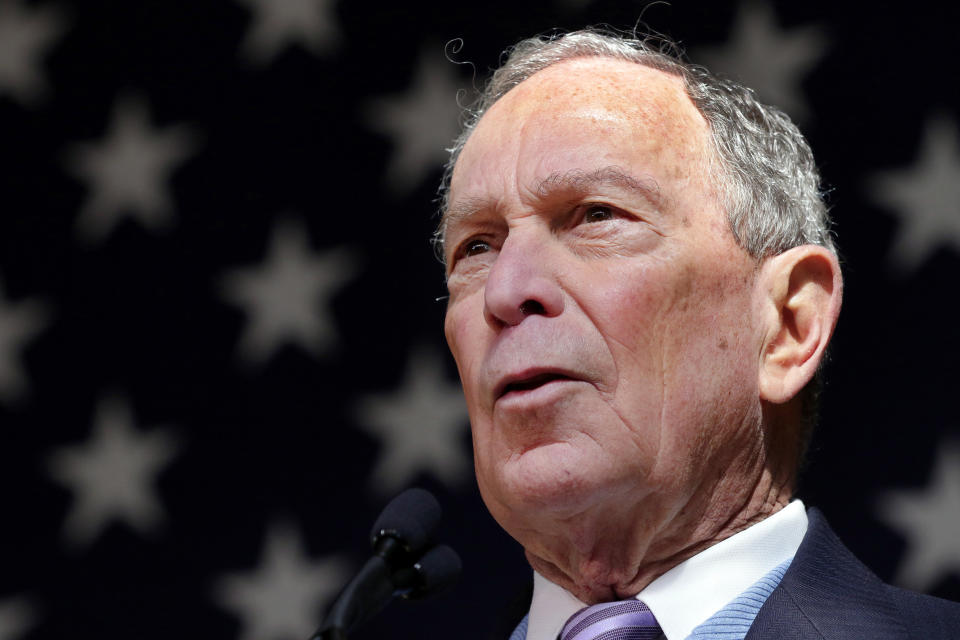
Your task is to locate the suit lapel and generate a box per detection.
[745,508,906,640]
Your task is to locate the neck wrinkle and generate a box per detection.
[541,456,791,604]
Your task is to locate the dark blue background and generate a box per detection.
[1,1,958,638]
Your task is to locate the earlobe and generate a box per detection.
[757,245,843,404]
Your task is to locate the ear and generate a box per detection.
[757,245,843,404]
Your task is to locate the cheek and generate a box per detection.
[650,252,755,362]
[594,256,758,448]
[444,296,491,425]
[590,263,675,381]
[576,265,675,458]
[658,267,761,454]
[445,294,484,372]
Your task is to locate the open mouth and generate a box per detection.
[499,372,573,398]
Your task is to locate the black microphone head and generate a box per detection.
[370,488,442,555]
[403,544,462,600]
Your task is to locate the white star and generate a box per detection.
[696,1,827,121]
[0,0,64,105]
[869,115,960,273]
[215,520,350,640]
[66,95,198,244]
[0,597,33,640]
[236,0,340,65]
[876,437,960,591]
[47,395,180,547]
[356,346,469,494]
[366,48,464,194]
[0,280,47,403]
[221,219,358,366]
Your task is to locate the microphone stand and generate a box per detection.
[308,489,461,640]
[317,558,392,639]
[314,539,407,640]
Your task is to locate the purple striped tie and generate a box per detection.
[559,600,662,640]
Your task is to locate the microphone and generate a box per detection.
[369,487,441,569]
[392,544,462,600]
[311,489,461,640]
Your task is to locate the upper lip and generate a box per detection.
[493,368,582,400]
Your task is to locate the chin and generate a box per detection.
[484,441,601,519]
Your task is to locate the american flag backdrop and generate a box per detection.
[1,0,959,638]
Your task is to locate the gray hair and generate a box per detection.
[436,28,836,261]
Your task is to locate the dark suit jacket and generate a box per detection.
[746,508,960,639]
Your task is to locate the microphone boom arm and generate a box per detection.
[314,555,395,640]
[308,489,462,640]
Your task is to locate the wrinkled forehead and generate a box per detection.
[445,57,714,221]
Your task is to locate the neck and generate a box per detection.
[523,465,793,604]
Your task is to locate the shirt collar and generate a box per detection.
[525,500,808,640]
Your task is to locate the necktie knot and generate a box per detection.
[559,599,661,640]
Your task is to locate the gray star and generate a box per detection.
[356,346,469,495]
[0,597,33,640]
[366,48,464,194]
[47,395,179,547]
[0,0,64,105]
[236,0,340,65]
[221,219,358,366]
[869,115,960,273]
[0,280,47,403]
[66,95,198,243]
[696,1,827,121]
[877,437,960,591]
[215,520,350,640]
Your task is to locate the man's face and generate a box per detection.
[443,58,766,556]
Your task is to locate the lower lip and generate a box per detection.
[496,378,582,409]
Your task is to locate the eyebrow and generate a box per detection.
[443,195,494,235]
[442,165,664,239]
[536,166,663,207]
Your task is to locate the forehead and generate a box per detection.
[447,56,713,212]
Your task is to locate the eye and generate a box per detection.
[457,237,491,259]
[582,204,615,223]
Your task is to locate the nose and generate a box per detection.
[483,233,564,327]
